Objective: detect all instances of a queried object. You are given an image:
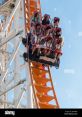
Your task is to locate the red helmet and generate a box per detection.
[34,11,39,16]
[36,23,41,26]
[55,49,62,55]
[54,17,60,23]
[35,23,41,29]
[56,38,62,44]
[55,27,61,32]
[44,14,50,19]
[46,36,52,41]
[45,25,52,30]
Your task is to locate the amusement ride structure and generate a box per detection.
[0,0,62,108]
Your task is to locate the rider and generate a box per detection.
[40,35,53,59]
[55,36,64,50]
[54,48,62,61]
[31,11,41,25]
[54,27,62,37]
[42,14,50,25]
[53,17,60,28]
[35,23,42,37]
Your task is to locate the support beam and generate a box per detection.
[0,79,26,97]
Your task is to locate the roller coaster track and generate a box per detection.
[0,0,59,108]
[24,0,59,108]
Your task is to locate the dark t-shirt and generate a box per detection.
[42,19,50,25]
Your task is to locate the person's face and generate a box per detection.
[36,13,39,18]
[48,40,51,43]
[58,54,61,58]
[54,21,59,26]
[46,16,50,20]
[37,26,40,29]
[45,49,47,53]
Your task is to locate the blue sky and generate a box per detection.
[40,0,82,108]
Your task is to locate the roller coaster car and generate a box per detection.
[22,33,62,68]
[23,53,60,68]
[23,44,62,68]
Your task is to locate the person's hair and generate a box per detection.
[34,11,39,17]
[44,14,50,19]
[54,17,60,23]
[45,25,51,30]
[35,23,41,28]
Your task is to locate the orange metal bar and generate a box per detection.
[24,0,59,108]
[30,61,59,108]
[8,16,14,33]
[39,102,57,109]
[36,93,54,103]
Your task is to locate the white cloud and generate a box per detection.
[54,8,57,12]
[68,20,71,24]
[68,44,71,49]
[64,69,75,74]
[78,32,82,37]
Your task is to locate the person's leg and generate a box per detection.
[54,58,60,69]
[22,37,27,46]
[40,48,45,56]
[50,51,55,58]
[32,48,40,59]
[23,52,28,62]
[32,45,36,54]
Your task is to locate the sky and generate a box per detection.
[40,0,82,108]
[0,0,82,108]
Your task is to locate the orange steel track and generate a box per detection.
[24,0,59,108]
